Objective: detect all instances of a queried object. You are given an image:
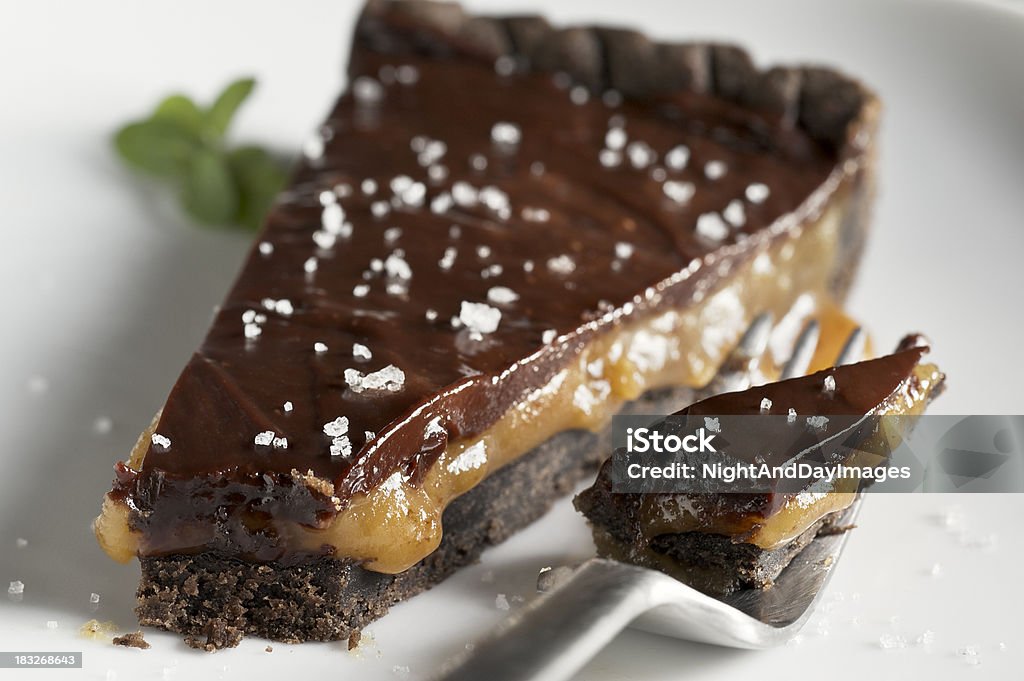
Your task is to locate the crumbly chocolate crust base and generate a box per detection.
[136,388,693,650]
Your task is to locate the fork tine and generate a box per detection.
[835,327,866,366]
[735,312,774,360]
[779,320,820,380]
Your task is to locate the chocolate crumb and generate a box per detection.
[112,631,150,649]
[347,631,362,650]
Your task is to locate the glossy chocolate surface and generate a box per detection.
[108,2,868,561]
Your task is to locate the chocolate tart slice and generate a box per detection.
[94,0,880,649]
[575,337,945,595]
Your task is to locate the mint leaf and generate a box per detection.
[180,149,239,225]
[205,77,256,138]
[230,146,288,230]
[114,118,199,178]
[152,94,204,138]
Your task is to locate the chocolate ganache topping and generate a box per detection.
[111,2,874,546]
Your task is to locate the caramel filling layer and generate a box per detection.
[634,361,943,551]
[97,198,849,573]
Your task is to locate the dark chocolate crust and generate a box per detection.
[575,465,845,595]
[137,387,695,650]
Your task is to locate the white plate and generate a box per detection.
[1,1,1022,679]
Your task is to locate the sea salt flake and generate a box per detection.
[605,127,627,150]
[695,213,729,242]
[385,252,413,280]
[626,141,656,169]
[760,397,772,413]
[615,242,634,259]
[353,76,384,104]
[823,375,836,393]
[487,286,519,305]
[723,199,746,227]
[599,149,622,168]
[547,255,576,275]
[314,342,329,353]
[439,247,457,270]
[494,55,517,76]
[258,241,274,256]
[345,365,407,393]
[665,145,690,170]
[254,431,275,447]
[570,86,589,104]
[806,415,829,430]
[522,207,550,222]
[330,436,352,458]
[704,160,727,180]
[663,180,695,204]
[151,433,171,450]
[459,301,502,335]
[746,182,770,204]
[312,230,337,250]
[452,181,478,206]
[353,343,372,360]
[491,121,522,146]
[283,401,294,413]
[430,193,453,214]
[323,417,350,438]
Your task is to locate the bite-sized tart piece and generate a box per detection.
[94,0,880,649]
[574,336,945,595]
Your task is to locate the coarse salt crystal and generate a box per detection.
[323,417,349,438]
[330,436,352,458]
[439,247,457,270]
[352,76,384,104]
[314,342,328,353]
[254,431,275,447]
[787,408,797,424]
[304,257,318,274]
[361,179,378,195]
[723,199,746,227]
[704,160,727,180]
[345,365,406,393]
[272,437,288,449]
[258,241,274,256]
[487,286,519,305]
[353,343,372,360]
[695,213,729,242]
[665,145,690,171]
[151,433,171,449]
[542,329,557,344]
[615,242,634,259]
[605,127,627,150]
[626,141,656,169]
[353,284,370,298]
[283,401,293,413]
[760,398,772,413]
[663,180,695,205]
[385,252,412,280]
[746,183,770,204]
[547,255,576,275]
[458,301,502,335]
[491,122,522,146]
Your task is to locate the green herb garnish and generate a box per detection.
[114,77,288,230]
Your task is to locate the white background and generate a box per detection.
[0,0,1022,679]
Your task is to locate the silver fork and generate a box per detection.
[434,316,866,681]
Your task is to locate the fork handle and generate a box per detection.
[433,559,670,681]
